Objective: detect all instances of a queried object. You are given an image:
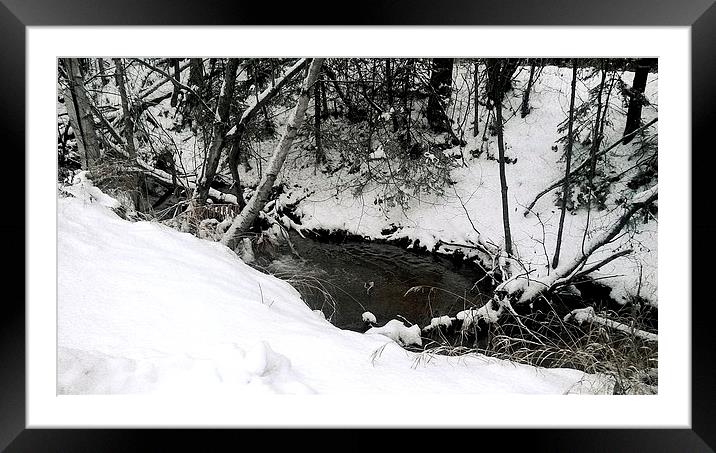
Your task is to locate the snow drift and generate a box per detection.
[58,186,612,395]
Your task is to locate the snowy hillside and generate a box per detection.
[57,184,611,395]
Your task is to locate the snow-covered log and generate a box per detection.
[564,307,657,343]
[138,160,238,205]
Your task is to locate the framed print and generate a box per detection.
[4,0,715,450]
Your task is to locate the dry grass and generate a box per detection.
[415,289,658,395]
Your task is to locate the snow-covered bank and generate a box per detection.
[285,65,657,305]
[58,190,611,394]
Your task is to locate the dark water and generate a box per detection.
[260,232,490,331]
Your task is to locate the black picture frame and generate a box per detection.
[3,0,714,450]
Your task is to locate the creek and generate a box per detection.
[256,231,491,332]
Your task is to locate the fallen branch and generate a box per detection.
[564,307,657,343]
[568,249,633,284]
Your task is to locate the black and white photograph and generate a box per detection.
[0,0,709,447]
[56,56,659,396]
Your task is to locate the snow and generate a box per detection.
[564,307,596,325]
[362,311,377,324]
[564,307,658,343]
[423,315,453,332]
[457,301,504,330]
[365,320,423,347]
[287,65,658,306]
[60,171,121,210]
[58,189,611,395]
[90,62,656,309]
[368,145,386,160]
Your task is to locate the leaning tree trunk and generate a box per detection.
[622,58,655,144]
[225,58,308,207]
[193,58,240,206]
[426,58,454,133]
[552,61,578,269]
[221,58,325,250]
[228,132,247,211]
[61,58,101,170]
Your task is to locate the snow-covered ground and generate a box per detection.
[282,65,658,305]
[74,62,656,305]
[57,181,612,395]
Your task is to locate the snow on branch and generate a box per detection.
[137,159,238,205]
[231,58,308,131]
[564,307,657,343]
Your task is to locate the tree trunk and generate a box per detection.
[426,58,454,133]
[98,58,109,86]
[323,64,356,119]
[61,58,101,170]
[622,58,655,144]
[221,58,324,250]
[486,59,518,259]
[495,93,513,258]
[589,62,608,182]
[170,58,181,107]
[320,76,329,119]
[401,59,414,151]
[314,79,325,164]
[521,60,536,118]
[112,58,136,157]
[385,58,393,108]
[473,61,479,137]
[187,58,205,130]
[193,58,240,205]
[552,61,578,269]
[228,131,247,211]
[225,59,307,203]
